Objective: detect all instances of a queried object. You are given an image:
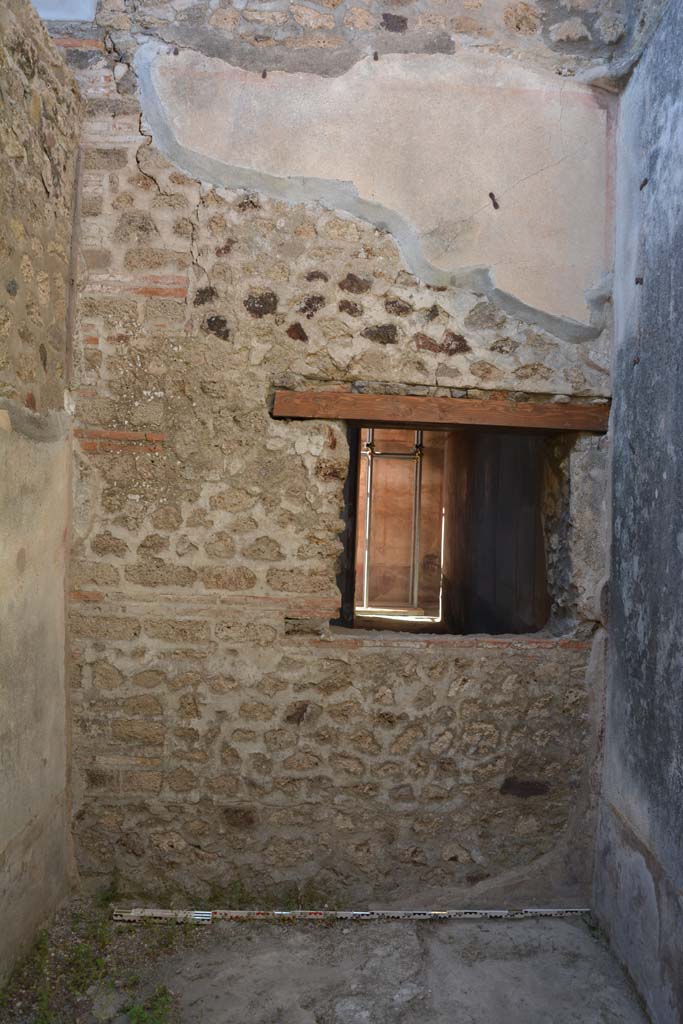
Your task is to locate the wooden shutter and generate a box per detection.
[443,432,549,634]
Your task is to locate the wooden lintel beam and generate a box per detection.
[272,390,610,433]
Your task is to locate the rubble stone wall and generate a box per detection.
[94,0,633,78]
[0,0,80,414]
[61,6,610,905]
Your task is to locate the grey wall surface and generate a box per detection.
[593,1,683,1020]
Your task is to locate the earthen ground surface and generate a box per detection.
[142,916,647,1023]
[1,897,647,1023]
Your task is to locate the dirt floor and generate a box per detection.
[0,898,648,1024]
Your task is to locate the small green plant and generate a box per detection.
[34,990,56,1024]
[64,940,106,993]
[86,910,111,948]
[31,931,54,1024]
[128,985,174,1024]
[0,929,54,1021]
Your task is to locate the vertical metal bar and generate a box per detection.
[437,503,446,623]
[362,428,374,609]
[410,430,423,608]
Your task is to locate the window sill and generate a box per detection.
[320,625,591,651]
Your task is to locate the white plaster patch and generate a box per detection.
[137,44,611,325]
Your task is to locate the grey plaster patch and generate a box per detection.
[31,0,96,20]
[134,42,609,341]
[146,24,455,79]
[0,399,70,443]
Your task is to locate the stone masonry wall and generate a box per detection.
[62,19,609,905]
[0,0,80,414]
[74,615,593,905]
[0,0,80,980]
[95,0,631,81]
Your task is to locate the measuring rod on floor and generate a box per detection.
[113,907,590,925]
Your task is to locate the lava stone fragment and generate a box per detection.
[381,13,408,32]
[223,806,257,828]
[285,701,310,724]
[298,295,326,319]
[193,286,218,306]
[287,322,308,342]
[237,193,260,210]
[441,330,470,354]
[490,336,518,355]
[339,300,363,317]
[384,296,414,316]
[414,330,469,355]
[414,332,439,352]
[499,777,550,798]
[339,273,371,294]
[244,291,278,317]
[361,324,398,345]
[203,315,231,340]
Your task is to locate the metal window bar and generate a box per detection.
[358,428,434,618]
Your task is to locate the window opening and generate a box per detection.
[355,427,446,624]
[350,425,550,635]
